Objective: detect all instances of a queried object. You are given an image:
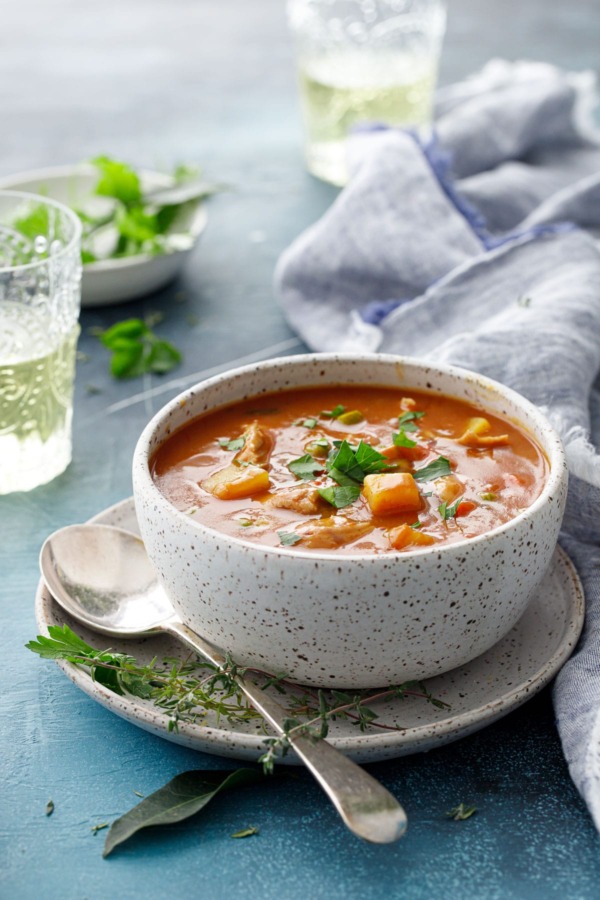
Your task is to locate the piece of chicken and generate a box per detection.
[268,485,325,515]
[234,420,274,468]
[296,515,373,549]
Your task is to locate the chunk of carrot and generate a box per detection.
[380,443,427,462]
[362,473,421,515]
[202,464,270,500]
[455,500,477,517]
[387,523,436,550]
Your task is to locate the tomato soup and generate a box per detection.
[150,385,548,554]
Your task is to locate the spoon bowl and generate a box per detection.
[39,522,408,845]
[40,524,174,636]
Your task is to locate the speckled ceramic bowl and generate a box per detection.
[132,354,568,688]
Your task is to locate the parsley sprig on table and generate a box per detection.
[92,315,182,378]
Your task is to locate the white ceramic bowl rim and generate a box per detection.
[0,164,207,273]
[133,353,567,563]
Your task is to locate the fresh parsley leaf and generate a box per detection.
[327,466,361,488]
[100,318,147,346]
[318,483,362,509]
[353,441,389,475]
[96,317,182,379]
[219,437,245,452]
[413,456,451,482]
[288,454,324,481]
[398,411,425,432]
[116,205,158,242]
[74,157,219,265]
[278,531,302,546]
[393,429,416,448]
[321,404,345,419]
[327,440,364,483]
[110,343,145,378]
[146,339,182,374]
[92,156,142,205]
[439,499,461,520]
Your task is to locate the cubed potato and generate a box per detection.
[459,417,509,448]
[387,523,436,550]
[202,464,270,500]
[435,474,464,504]
[362,473,421,515]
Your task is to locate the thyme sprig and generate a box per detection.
[28,625,450,774]
[258,682,451,773]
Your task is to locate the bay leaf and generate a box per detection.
[103,768,263,857]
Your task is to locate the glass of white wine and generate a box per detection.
[287,0,447,186]
[0,191,82,494]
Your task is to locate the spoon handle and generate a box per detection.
[166,619,407,844]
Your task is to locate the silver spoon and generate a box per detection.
[40,523,407,844]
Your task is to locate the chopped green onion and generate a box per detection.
[480,491,498,502]
[321,404,345,419]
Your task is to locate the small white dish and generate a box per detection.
[0,164,207,307]
[34,498,584,765]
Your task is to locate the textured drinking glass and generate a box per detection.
[0,191,82,494]
[288,0,447,185]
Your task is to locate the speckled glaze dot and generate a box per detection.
[132,353,569,689]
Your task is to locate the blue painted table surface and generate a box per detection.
[2,2,600,898]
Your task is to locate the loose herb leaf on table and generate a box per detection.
[103,768,266,857]
[92,316,182,379]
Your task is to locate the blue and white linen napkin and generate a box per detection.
[275,60,600,829]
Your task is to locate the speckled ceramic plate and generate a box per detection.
[34,498,585,764]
